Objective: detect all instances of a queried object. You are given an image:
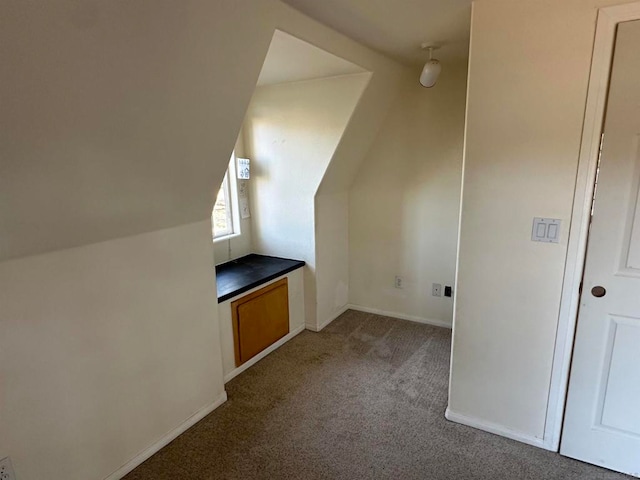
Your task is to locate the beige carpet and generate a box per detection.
[124,310,630,479]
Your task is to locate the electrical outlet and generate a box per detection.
[394,276,403,289]
[0,457,16,480]
[432,283,442,297]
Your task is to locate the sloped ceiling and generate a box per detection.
[281,0,472,65]
[0,1,268,262]
[0,0,406,262]
[257,30,366,86]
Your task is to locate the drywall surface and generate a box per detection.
[0,222,224,480]
[0,1,270,261]
[349,66,467,326]
[218,268,305,377]
[312,49,408,332]
[0,0,404,263]
[449,0,637,443]
[244,73,370,329]
[0,1,406,477]
[315,191,351,328]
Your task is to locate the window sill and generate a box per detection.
[213,232,242,244]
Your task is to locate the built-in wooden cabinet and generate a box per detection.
[231,278,289,366]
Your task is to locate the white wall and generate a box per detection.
[315,191,351,329]
[0,222,224,480]
[0,0,405,264]
[244,73,371,329]
[0,1,265,262]
[0,1,406,478]
[348,66,467,327]
[449,0,638,445]
[314,68,410,331]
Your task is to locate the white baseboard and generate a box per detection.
[224,324,305,383]
[445,407,547,449]
[105,392,228,480]
[347,304,452,330]
[306,305,350,332]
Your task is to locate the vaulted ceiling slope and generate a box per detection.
[0,0,405,262]
[281,0,473,65]
[257,30,366,86]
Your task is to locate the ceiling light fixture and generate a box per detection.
[419,43,442,88]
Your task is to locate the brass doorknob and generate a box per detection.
[591,286,606,298]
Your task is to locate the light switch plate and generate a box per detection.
[532,217,561,243]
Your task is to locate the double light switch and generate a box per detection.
[532,217,561,243]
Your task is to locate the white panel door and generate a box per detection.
[561,19,640,477]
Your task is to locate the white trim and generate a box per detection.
[545,1,640,453]
[449,1,475,409]
[445,408,546,450]
[346,304,452,329]
[223,324,306,383]
[212,231,242,245]
[104,392,228,480]
[306,305,350,332]
[212,151,242,242]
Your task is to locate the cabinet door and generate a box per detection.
[232,278,289,366]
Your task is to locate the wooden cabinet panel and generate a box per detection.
[231,278,289,366]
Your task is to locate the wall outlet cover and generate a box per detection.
[0,457,16,480]
[432,283,442,297]
[394,276,404,289]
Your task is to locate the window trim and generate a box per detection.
[212,153,241,242]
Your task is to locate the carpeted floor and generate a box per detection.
[124,310,630,480]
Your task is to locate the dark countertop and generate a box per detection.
[215,254,305,303]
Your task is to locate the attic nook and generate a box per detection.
[211,30,371,380]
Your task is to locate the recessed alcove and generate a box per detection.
[211,30,371,379]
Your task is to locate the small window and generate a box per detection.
[212,155,239,240]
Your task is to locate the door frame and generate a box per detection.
[545,0,640,452]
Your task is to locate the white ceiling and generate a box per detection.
[257,30,367,86]
[281,0,473,65]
